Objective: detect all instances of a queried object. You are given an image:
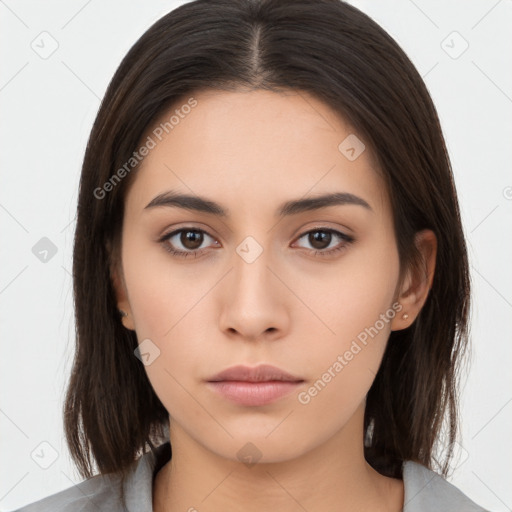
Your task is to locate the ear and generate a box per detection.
[108,242,136,331]
[390,229,437,331]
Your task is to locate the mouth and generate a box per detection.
[207,363,304,383]
[206,364,305,406]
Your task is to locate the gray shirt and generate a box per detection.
[10,441,490,511]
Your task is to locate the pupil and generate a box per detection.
[179,230,332,251]
[182,230,202,249]
[311,231,331,249]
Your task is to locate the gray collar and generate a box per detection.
[122,442,487,512]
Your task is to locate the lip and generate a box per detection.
[206,364,304,406]
[207,364,303,383]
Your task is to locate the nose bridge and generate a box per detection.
[217,232,289,338]
[232,234,274,298]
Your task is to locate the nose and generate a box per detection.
[218,238,290,342]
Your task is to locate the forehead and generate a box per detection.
[125,88,389,217]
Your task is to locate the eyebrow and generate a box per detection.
[144,190,373,217]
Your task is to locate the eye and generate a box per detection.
[293,228,354,258]
[159,228,219,258]
[159,227,354,259]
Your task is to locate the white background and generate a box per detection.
[1,1,511,510]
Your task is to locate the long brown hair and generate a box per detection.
[65,0,471,504]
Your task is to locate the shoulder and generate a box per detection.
[9,472,123,512]
[9,443,169,512]
[403,460,491,512]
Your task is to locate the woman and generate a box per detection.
[12,0,491,510]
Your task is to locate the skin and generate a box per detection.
[112,88,436,512]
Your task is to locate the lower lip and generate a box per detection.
[206,380,303,406]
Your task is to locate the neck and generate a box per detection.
[153,403,404,512]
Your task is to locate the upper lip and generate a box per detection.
[207,364,304,383]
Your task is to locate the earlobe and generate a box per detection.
[117,308,135,330]
[109,259,136,331]
[391,229,437,331]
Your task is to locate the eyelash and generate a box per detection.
[158,227,355,259]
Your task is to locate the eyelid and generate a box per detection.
[158,225,351,244]
[291,221,355,239]
[291,227,355,252]
[158,224,355,257]
[294,226,354,242]
[158,226,218,248]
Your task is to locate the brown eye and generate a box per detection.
[294,228,355,258]
[308,230,333,250]
[180,230,204,250]
[159,228,218,258]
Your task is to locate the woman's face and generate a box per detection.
[114,88,406,463]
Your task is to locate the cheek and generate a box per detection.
[124,227,400,367]
[122,233,208,335]
[294,243,400,345]
[121,239,224,380]
[292,241,400,393]
[123,223,398,349]
[293,276,399,423]
[118,224,401,457]
[122,247,215,418]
